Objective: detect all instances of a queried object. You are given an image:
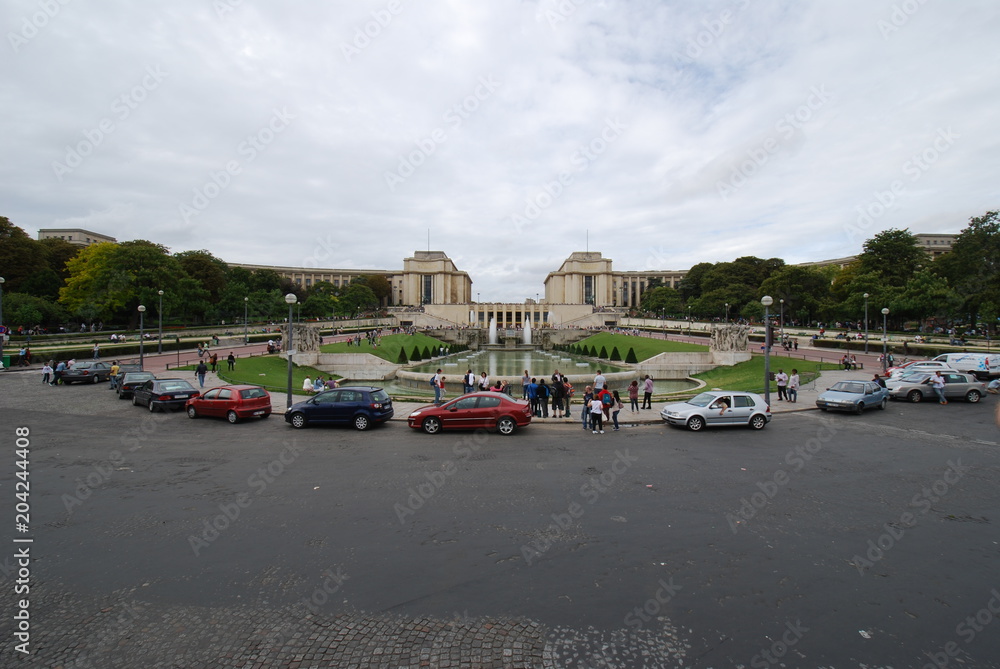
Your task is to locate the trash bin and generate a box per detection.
[1,355,10,369]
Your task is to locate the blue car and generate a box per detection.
[284,386,393,431]
[816,380,889,414]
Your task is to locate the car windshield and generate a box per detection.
[239,388,267,399]
[830,382,865,394]
[124,373,154,381]
[687,393,720,407]
[158,381,193,391]
[371,389,389,402]
[899,372,931,382]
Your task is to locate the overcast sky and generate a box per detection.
[2,0,997,302]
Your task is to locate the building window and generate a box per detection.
[584,276,594,305]
[422,275,433,304]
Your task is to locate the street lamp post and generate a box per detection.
[761,296,774,406]
[864,293,870,355]
[157,290,164,354]
[779,298,784,347]
[285,293,297,410]
[725,303,729,323]
[0,277,5,368]
[138,305,147,369]
[687,306,692,334]
[244,297,249,344]
[881,307,890,372]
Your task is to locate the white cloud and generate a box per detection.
[2,0,997,303]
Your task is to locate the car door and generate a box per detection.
[307,390,341,423]
[707,395,734,425]
[332,389,362,423]
[442,396,480,428]
[472,396,504,428]
[136,380,155,404]
[729,395,755,424]
[943,373,970,399]
[198,388,223,416]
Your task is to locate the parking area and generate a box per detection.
[1,371,999,667]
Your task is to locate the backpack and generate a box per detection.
[429,376,437,387]
[601,393,612,406]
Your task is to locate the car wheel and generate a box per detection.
[907,390,923,403]
[854,402,864,415]
[966,390,982,403]
[496,416,516,435]
[92,375,100,384]
[132,395,140,406]
[148,400,157,413]
[749,414,767,430]
[227,410,239,424]
[187,406,198,419]
[819,407,828,412]
[422,417,442,434]
[353,414,370,431]
[289,412,307,429]
[260,412,270,419]
[879,398,888,410]
[687,415,705,432]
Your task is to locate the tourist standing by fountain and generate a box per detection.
[581,386,594,430]
[641,375,654,410]
[537,380,549,418]
[551,377,565,418]
[479,371,489,391]
[526,378,539,416]
[432,369,443,405]
[521,370,530,399]
[464,369,476,395]
[628,380,639,413]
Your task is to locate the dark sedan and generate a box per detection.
[407,392,532,435]
[60,361,113,384]
[116,371,156,399]
[132,378,199,412]
[285,386,393,430]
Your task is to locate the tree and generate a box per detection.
[336,283,378,317]
[936,211,1000,330]
[2,293,68,328]
[625,347,638,363]
[857,229,929,288]
[758,266,832,325]
[38,237,79,279]
[175,250,229,302]
[360,275,392,304]
[610,346,621,361]
[0,217,46,291]
[639,286,682,315]
[678,262,714,301]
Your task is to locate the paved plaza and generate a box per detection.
[1,366,999,668]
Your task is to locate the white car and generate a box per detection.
[887,360,956,378]
[660,391,771,431]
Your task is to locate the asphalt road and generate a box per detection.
[1,374,999,668]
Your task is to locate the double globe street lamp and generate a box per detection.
[284,293,297,410]
[138,305,147,369]
[882,307,890,372]
[761,295,773,406]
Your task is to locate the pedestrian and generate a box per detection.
[109,360,120,390]
[581,386,594,430]
[53,360,66,385]
[642,375,653,409]
[788,369,799,403]
[551,376,565,418]
[930,371,948,405]
[41,362,53,385]
[479,372,489,391]
[521,370,530,399]
[196,360,208,388]
[92,343,100,360]
[526,377,539,416]
[611,390,623,431]
[589,393,605,434]
[775,369,788,401]
[872,373,886,388]
[628,380,639,412]
[227,353,236,371]
[432,368,443,405]
[594,369,606,392]
[437,375,446,403]
[464,369,476,395]
[537,379,549,418]
[793,339,798,351]
[210,352,218,372]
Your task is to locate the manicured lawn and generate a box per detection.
[693,355,839,393]
[574,333,708,361]
[179,355,336,394]
[319,332,448,363]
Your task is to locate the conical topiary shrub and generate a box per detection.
[599,346,608,358]
[396,348,409,364]
[411,346,422,361]
[610,346,621,361]
[625,347,638,364]
[422,346,432,359]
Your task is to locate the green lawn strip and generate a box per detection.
[575,333,708,360]
[693,355,840,394]
[318,332,447,362]
[175,355,336,394]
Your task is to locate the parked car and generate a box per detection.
[285,386,393,430]
[116,371,156,399]
[932,353,999,380]
[660,390,771,431]
[186,385,272,423]
[888,372,987,403]
[816,380,889,414]
[60,361,113,384]
[887,360,956,378]
[408,392,532,435]
[112,363,142,385]
[132,378,200,412]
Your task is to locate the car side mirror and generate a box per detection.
[449,407,458,412]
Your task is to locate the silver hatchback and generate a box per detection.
[660,390,771,431]
[888,372,986,403]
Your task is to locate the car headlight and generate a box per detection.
[410,411,422,417]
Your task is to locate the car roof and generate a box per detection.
[333,385,383,391]
[215,384,267,390]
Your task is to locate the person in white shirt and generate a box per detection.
[788,369,800,403]
[775,369,789,401]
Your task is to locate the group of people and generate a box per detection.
[39,358,77,386]
[302,375,339,393]
[773,368,800,402]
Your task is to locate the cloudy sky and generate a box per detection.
[2,0,997,302]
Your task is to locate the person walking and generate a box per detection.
[109,360,120,391]
[92,343,100,360]
[227,353,236,371]
[611,390,623,431]
[628,380,639,413]
[641,375,654,409]
[210,352,219,373]
[41,362,53,386]
[589,393,605,434]
[432,369,443,405]
[788,369,799,403]
[465,369,476,395]
[196,360,208,388]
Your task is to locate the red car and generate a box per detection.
[185,385,272,423]
[407,392,532,435]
